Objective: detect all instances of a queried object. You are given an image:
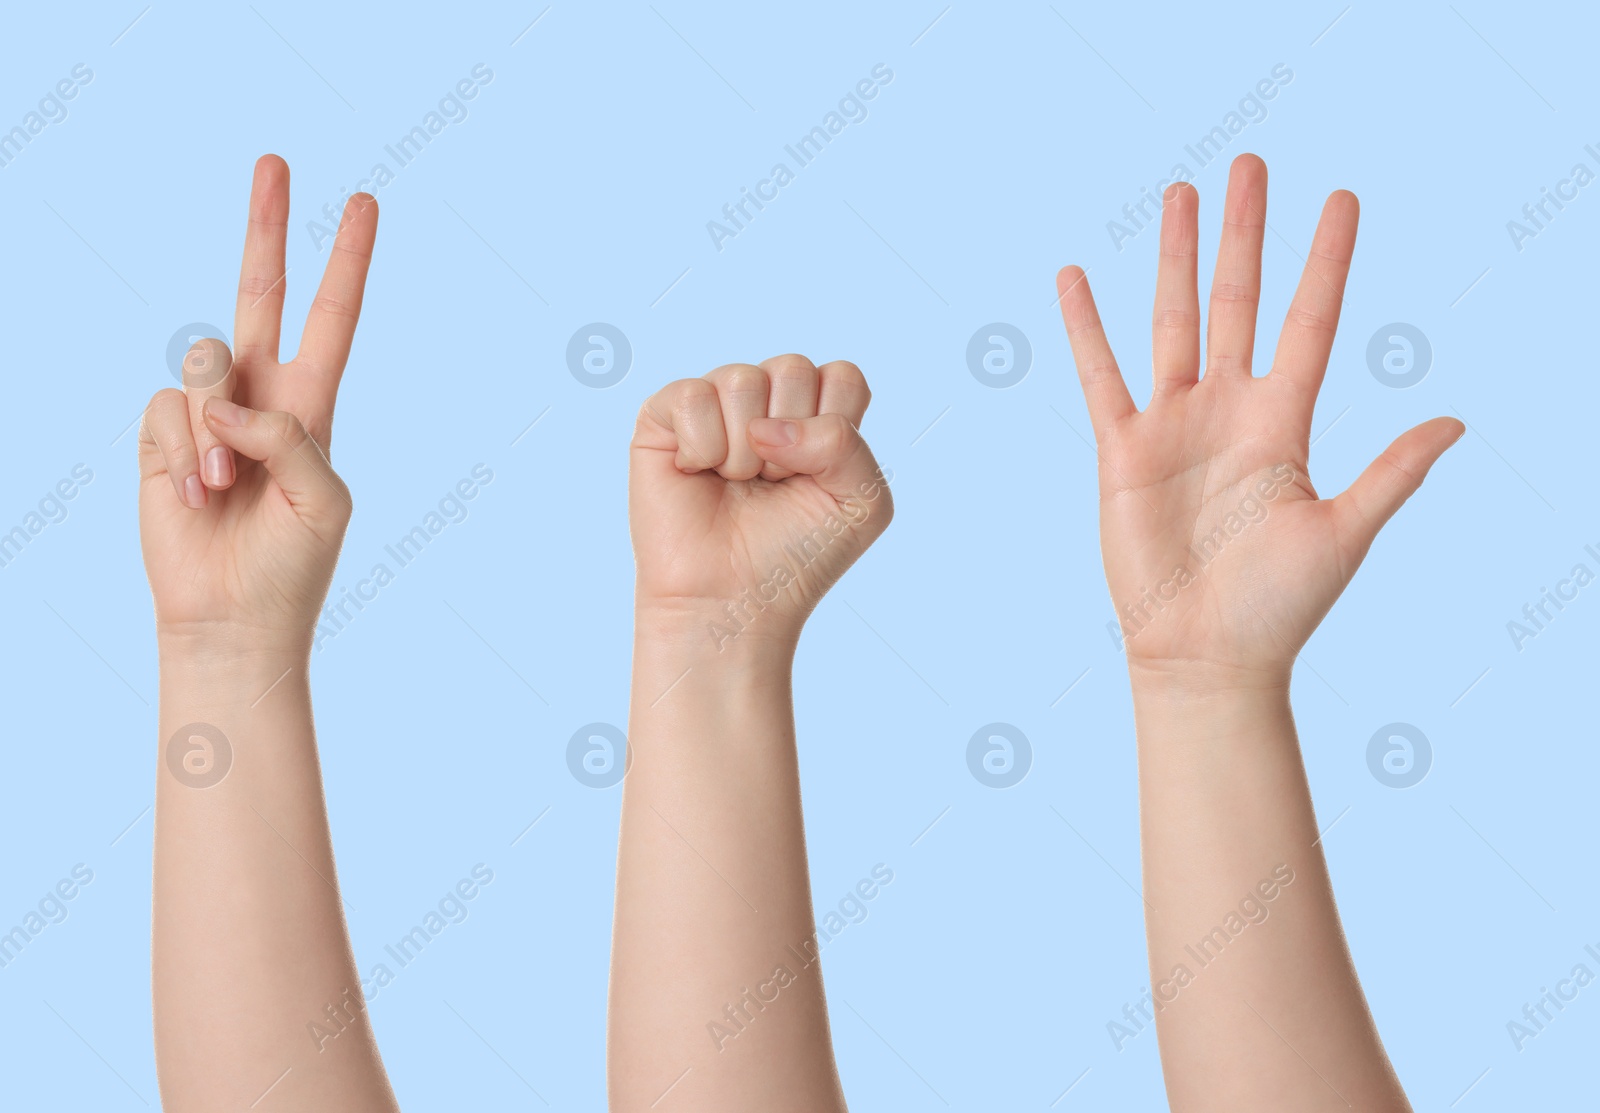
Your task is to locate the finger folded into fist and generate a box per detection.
[641,355,883,506]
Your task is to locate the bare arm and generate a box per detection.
[608,358,892,1111]
[1057,154,1460,1111]
[1130,672,1405,1109]
[154,641,394,1111]
[612,622,842,1109]
[141,156,397,1111]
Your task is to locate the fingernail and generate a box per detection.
[205,398,248,427]
[751,419,798,446]
[205,446,234,488]
[183,474,208,510]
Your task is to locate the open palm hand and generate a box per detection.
[1058,155,1460,682]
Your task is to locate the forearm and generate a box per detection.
[152,634,396,1112]
[1130,664,1408,1112]
[608,611,846,1112]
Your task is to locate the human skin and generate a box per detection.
[1057,154,1460,1111]
[608,357,892,1111]
[139,156,397,1112]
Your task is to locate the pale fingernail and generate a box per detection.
[751,419,798,446]
[205,398,248,427]
[205,446,234,488]
[184,474,207,510]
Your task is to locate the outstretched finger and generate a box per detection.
[295,192,379,444]
[1330,416,1463,564]
[1206,154,1267,378]
[1270,190,1359,422]
[1057,266,1135,439]
[234,154,291,364]
[1151,182,1200,393]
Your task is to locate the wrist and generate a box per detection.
[630,608,798,745]
[157,620,311,673]
[1126,658,1297,759]
[1126,655,1292,706]
[634,598,801,669]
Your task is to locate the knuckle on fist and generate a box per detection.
[717,364,768,399]
[762,352,817,385]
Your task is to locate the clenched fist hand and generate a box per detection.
[615,353,887,1110]
[630,354,892,651]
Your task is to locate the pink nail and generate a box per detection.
[205,397,248,427]
[184,474,207,510]
[754,420,798,446]
[205,446,234,488]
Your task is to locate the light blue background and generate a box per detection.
[0,2,1594,1109]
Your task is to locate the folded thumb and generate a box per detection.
[747,414,892,522]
